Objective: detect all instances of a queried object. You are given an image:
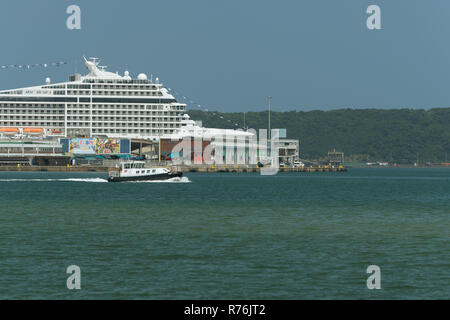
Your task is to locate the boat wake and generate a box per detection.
[0,177,191,183]
[59,178,109,183]
[0,178,108,183]
[128,176,191,183]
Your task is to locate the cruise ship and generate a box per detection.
[0,57,187,139]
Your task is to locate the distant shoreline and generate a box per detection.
[188,109,450,164]
[345,164,450,169]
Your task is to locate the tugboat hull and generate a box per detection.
[108,171,182,182]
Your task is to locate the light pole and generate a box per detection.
[267,96,272,141]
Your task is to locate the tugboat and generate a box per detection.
[108,161,182,182]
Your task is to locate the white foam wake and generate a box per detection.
[0,177,191,183]
[58,178,108,183]
[128,176,191,183]
[0,178,108,183]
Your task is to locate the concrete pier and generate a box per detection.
[178,165,347,173]
[0,164,347,173]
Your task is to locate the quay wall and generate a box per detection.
[0,165,347,173]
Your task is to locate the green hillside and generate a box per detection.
[187,108,450,163]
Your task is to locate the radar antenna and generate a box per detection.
[89,57,100,65]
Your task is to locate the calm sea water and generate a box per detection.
[0,168,448,299]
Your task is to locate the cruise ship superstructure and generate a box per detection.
[0,57,188,139]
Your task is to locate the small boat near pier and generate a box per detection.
[108,161,182,182]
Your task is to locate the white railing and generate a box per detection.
[109,170,119,177]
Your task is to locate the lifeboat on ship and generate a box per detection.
[22,127,44,134]
[0,127,19,134]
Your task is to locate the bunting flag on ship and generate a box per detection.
[167,87,242,128]
[0,61,68,70]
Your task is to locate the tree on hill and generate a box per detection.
[187,108,450,163]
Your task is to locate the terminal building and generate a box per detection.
[278,139,300,165]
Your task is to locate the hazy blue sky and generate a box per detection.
[0,0,449,112]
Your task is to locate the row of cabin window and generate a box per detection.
[124,163,145,169]
[135,169,156,174]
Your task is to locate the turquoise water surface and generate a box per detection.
[0,168,448,299]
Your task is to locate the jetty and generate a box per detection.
[0,163,347,173]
